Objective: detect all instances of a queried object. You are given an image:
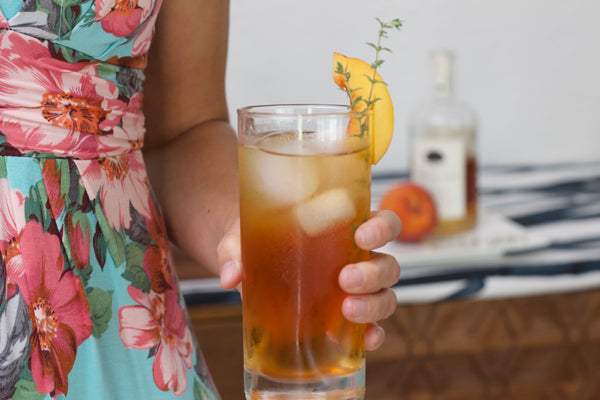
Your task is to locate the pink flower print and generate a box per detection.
[17,221,93,397]
[143,199,174,293]
[41,159,66,219]
[143,242,173,294]
[41,84,110,135]
[0,120,50,156]
[96,0,154,38]
[34,73,123,156]
[132,0,162,57]
[76,151,150,230]
[119,286,194,395]
[0,178,26,283]
[0,31,128,158]
[112,91,145,147]
[66,212,91,270]
[0,12,8,29]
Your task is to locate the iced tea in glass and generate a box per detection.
[238,105,371,399]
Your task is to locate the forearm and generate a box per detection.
[143,119,239,275]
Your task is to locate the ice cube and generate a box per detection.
[294,188,356,237]
[318,151,370,192]
[252,152,319,207]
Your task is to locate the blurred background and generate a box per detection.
[225,0,600,173]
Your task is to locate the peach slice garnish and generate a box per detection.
[333,52,395,164]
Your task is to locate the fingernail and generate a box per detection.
[220,260,239,287]
[373,324,385,348]
[345,266,364,289]
[350,298,368,318]
[358,228,377,247]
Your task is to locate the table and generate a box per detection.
[178,161,600,399]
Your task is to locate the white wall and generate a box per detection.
[226,0,600,173]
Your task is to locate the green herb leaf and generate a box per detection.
[335,17,402,138]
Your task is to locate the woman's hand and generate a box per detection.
[217,209,401,351]
[338,209,401,351]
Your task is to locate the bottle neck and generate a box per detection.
[431,50,455,100]
[433,82,453,100]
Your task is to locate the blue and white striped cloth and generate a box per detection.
[375,161,600,303]
[180,161,600,305]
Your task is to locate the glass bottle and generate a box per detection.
[409,50,478,235]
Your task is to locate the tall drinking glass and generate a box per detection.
[238,105,372,400]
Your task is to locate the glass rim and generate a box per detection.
[237,104,363,118]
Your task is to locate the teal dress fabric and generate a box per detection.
[0,1,220,399]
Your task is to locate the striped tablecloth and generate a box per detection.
[377,161,600,303]
[181,161,600,305]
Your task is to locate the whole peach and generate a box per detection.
[379,182,437,242]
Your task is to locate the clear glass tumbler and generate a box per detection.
[238,105,372,399]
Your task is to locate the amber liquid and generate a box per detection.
[239,136,370,381]
[433,156,477,235]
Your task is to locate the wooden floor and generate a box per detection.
[188,289,600,400]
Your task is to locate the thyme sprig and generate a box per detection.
[336,18,402,111]
[365,18,402,106]
[336,18,402,136]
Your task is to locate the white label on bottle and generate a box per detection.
[412,137,466,220]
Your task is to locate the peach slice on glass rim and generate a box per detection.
[333,52,395,164]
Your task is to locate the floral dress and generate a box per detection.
[0,0,220,399]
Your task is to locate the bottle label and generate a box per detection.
[412,136,466,220]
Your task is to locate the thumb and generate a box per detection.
[216,218,242,291]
